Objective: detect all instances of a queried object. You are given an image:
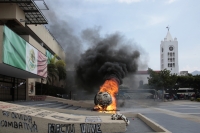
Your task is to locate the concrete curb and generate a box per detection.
[137,113,172,133]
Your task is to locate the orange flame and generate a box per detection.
[96,79,119,112]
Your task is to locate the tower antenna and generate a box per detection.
[166,25,170,31]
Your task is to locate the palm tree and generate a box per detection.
[47,55,66,85]
[55,60,66,81]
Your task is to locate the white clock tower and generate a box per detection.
[160,27,179,74]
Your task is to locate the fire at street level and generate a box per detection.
[94,78,119,112]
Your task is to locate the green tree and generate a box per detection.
[55,60,67,81]
[47,55,66,85]
[147,68,178,92]
[188,76,195,96]
[168,73,178,95]
[177,75,193,88]
[147,68,161,90]
[191,75,200,97]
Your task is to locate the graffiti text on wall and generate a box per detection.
[48,123,102,133]
[0,111,38,132]
[80,123,102,133]
[48,123,75,133]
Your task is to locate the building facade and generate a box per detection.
[160,29,179,74]
[0,0,65,101]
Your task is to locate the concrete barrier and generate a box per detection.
[137,113,171,133]
[0,101,126,133]
[120,112,171,133]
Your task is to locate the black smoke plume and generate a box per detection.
[42,2,146,92]
[76,33,140,91]
[42,10,83,70]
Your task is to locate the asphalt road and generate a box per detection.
[120,99,200,133]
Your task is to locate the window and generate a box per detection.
[168,63,172,67]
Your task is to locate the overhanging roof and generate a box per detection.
[0,63,42,79]
[0,0,48,24]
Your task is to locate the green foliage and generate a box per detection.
[47,54,67,85]
[47,63,58,84]
[176,75,200,96]
[177,75,194,88]
[197,98,200,102]
[55,60,66,81]
[147,68,160,89]
[147,68,200,95]
[147,68,177,90]
[192,75,200,89]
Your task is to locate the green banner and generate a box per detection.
[3,26,26,70]
[46,50,53,64]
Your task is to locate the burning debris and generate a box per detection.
[94,91,112,111]
[111,112,130,126]
[94,78,119,111]
[76,33,140,112]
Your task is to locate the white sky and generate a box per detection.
[42,0,200,73]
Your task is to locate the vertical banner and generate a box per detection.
[46,50,53,64]
[3,26,26,70]
[37,51,47,77]
[26,42,38,74]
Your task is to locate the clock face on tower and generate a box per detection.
[169,46,173,51]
